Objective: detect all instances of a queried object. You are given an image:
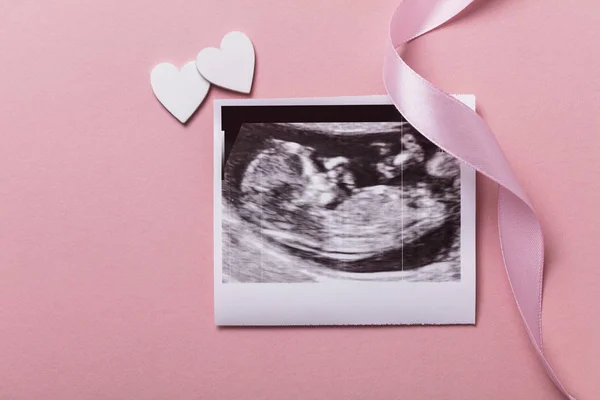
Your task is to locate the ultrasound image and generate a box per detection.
[222,121,461,282]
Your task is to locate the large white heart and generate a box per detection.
[196,31,255,94]
[150,61,210,123]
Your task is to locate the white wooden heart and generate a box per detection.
[196,31,255,94]
[150,61,210,123]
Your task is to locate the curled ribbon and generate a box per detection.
[383,1,575,398]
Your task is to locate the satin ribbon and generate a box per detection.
[383,1,575,398]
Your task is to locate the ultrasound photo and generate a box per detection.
[214,96,476,326]
[221,115,462,283]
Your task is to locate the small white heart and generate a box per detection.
[150,61,210,123]
[196,31,255,94]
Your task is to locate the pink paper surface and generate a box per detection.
[0,0,598,399]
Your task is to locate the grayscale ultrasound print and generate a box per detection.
[222,122,461,283]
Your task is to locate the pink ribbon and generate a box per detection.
[383,1,575,398]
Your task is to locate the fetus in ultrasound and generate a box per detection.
[223,122,461,276]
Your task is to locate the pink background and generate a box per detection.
[0,0,598,398]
